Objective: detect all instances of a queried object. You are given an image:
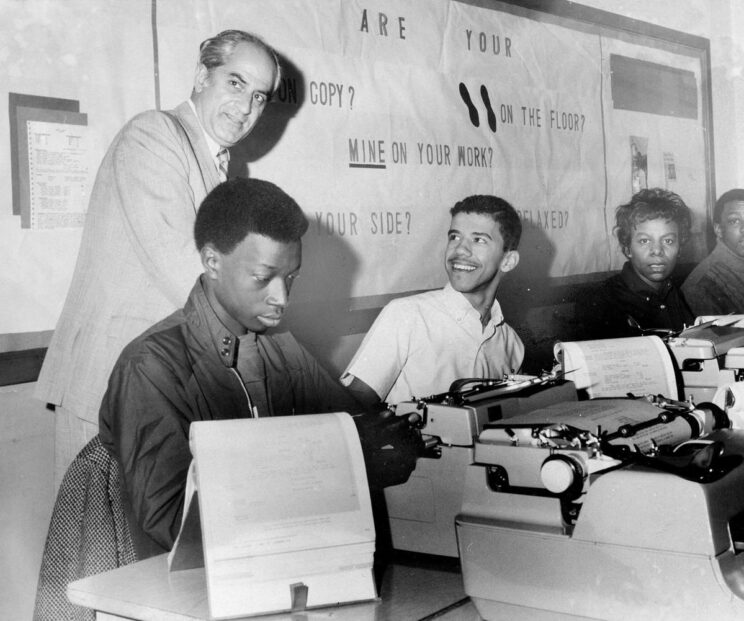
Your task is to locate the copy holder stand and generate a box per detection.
[168,413,377,619]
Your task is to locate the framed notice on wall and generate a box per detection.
[2,94,90,378]
[8,94,80,213]
[13,104,89,230]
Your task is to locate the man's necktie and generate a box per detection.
[217,148,230,181]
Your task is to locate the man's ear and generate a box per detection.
[500,250,520,273]
[194,63,209,94]
[200,244,221,279]
[714,222,723,241]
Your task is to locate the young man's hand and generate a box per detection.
[353,410,423,489]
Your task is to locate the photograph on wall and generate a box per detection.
[630,135,649,195]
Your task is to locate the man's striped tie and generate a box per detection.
[217,148,230,181]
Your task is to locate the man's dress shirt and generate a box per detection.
[342,283,525,404]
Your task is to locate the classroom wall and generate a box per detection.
[0,384,54,621]
[1,2,743,619]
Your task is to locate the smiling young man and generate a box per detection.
[682,189,744,316]
[341,195,524,410]
[37,30,283,487]
[582,188,694,339]
[98,178,421,559]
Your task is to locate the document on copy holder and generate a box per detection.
[168,413,377,619]
[555,336,678,399]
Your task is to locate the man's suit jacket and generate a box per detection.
[35,101,222,424]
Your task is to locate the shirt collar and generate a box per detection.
[713,240,744,267]
[184,276,243,367]
[441,282,505,330]
[620,261,673,298]
[187,99,223,164]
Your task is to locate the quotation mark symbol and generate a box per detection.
[459,83,496,133]
[459,83,479,127]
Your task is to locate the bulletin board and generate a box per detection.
[0,0,714,380]
[153,0,714,306]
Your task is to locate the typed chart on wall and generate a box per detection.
[25,119,89,229]
[13,104,89,230]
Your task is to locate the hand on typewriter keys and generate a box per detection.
[353,409,424,490]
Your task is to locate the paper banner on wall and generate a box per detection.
[183,0,610,297]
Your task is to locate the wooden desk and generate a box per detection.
[68,553,481,621]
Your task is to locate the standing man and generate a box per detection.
[682,189,744,316]
[341,194,525,410]
[36,30,281,485]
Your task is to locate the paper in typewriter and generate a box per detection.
[554,336,677,399]
[695,315,744,326]
[488,398,707,453]
[175,413,376,619]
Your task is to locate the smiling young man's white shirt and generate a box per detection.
[341,282,524,405]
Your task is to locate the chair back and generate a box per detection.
[32,434,136,621]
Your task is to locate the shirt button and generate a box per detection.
[221,348,230,356]
[222,336,232,345]
[660,305,666,309]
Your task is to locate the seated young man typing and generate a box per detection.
[98,178,421,559]
[341,194,525,410]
